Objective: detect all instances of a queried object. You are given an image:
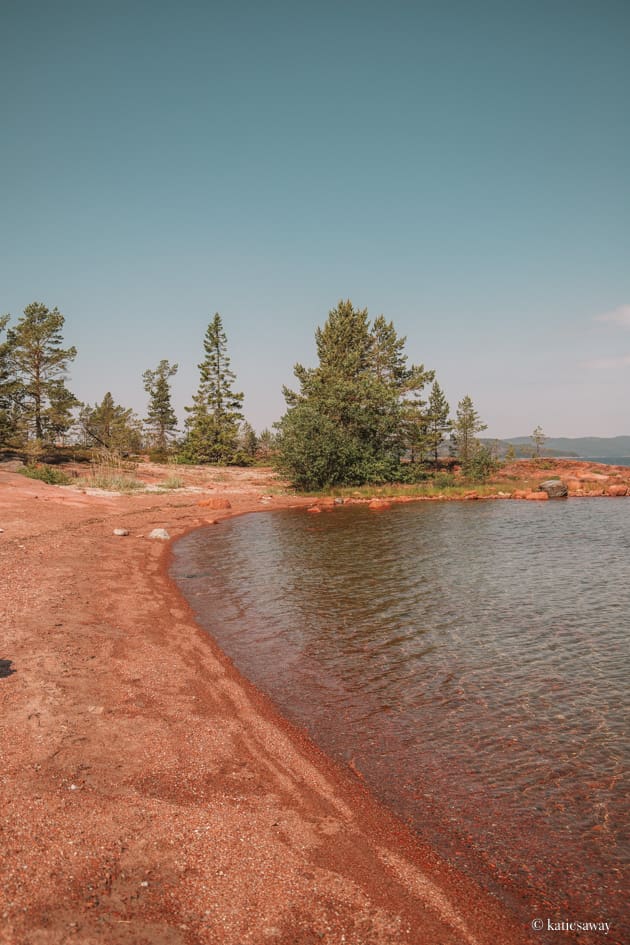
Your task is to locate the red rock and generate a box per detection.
[512,490,528,499]
[606,484,628,496]
[464,491,479,500]
[306,506,321,514]
[525,491,548,501]
[368,499,392,511]
[198,497,232,509]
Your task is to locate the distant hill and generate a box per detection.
[503,436,630,459]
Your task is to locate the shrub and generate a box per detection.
[18,464,71,485]
[161,475,184,489]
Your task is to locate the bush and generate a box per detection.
[161,475,184,489]
[18,464,71,485]
[432,470,456,489]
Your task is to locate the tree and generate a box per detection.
[256,427,277,462]
[143,360,178,454]
[238,421,258,462]
[275,300,433,488]
[183,314,244,464]
[451,395,487,472]
[0,315,17,445]
[78,393,143,452]
[531,425,546,458]
[424,381,452,466]
[5,302,78,443]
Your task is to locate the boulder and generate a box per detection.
[113,528,129,536]
[606,484,628,497]
[539,479,568,498]
[525,491,548,501]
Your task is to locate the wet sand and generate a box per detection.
[1,466,534,944]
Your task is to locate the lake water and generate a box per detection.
[172,499,629,940]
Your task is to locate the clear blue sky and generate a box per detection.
[2,0,629,437]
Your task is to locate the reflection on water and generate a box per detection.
[172,500,629,938]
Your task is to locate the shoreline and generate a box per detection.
[0,463,609,944]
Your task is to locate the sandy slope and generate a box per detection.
[0,465,551,944]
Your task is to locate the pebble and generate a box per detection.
[113,528,129,536]
[148,528,170,540]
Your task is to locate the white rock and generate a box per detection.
[148,528,170,540]
[113,528,129,536]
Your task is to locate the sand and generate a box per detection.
[0,464,543,944]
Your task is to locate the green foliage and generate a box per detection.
[238,421,258,461]
[451,395,487,471]
[432,470,456,489]
[275,300,434,488]
[424,381,452,465]
[18,463,71,485]
[0,315,18,445]
[5,302,79,444]
[78,392,143,452]
[183,314,245,464]
[465,443,500,482]
[143,360,178,453]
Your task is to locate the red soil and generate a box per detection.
[1,459,621,944]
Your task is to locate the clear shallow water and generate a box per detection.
[172,500,629,936]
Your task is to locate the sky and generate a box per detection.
[1,0,629,437]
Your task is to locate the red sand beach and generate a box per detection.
[1,460,626,944]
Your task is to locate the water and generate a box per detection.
[172,500,629,939]
[582,457,630,468]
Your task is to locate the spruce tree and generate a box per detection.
[142,360,178,455]
[6,302,78,443]
[451,395,487,471]
[425,381,452,466]
[184,314,244,464]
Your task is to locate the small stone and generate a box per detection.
[148,528,170,540]
[113,528,129,536]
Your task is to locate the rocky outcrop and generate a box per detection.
[539,480,568,498]
[606,484,629,496]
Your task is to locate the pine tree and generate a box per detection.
[183,314,244,464]
[531,425,546,458]
[6,302,79,443]
[0,315,16,445]
[79,393,143,452]
[238,421,258,462]
[425,381,452,466]
[451,395,487,471]
[276,300,433,488]
[143,360,178,455]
